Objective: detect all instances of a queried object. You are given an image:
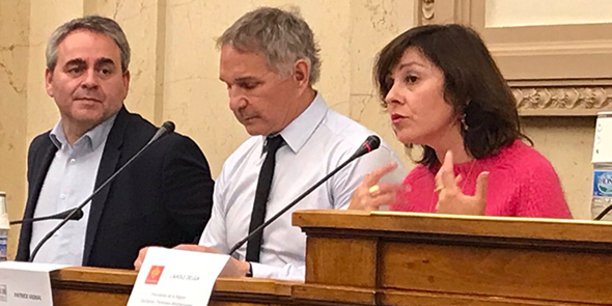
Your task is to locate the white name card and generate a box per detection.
[0,261,68,306]
[593,111,612,164]
[128,247,229,306]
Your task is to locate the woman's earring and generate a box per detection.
[461,113,469,131]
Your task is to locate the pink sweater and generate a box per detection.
[391,140,572,218]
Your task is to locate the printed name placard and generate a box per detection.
[128,247,229,306]
[0,261,68,306]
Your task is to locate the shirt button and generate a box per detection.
[60,194,67,200]
[70,158,76,163]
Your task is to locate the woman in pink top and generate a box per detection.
[349,24,572,218]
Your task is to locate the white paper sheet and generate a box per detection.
[128,247,229,306]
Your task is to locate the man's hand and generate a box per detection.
[134,246,153,271]
[174,244,250,277]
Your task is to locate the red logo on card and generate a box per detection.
[145,265,165,285]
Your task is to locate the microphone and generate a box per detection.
[149,121,175,145]
[10,208,83,225]
[28,121,176,262]
[228,135,381,256]
[594,205,612,221]
[349,135,381,160]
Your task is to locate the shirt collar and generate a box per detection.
[271,92,327,154]
[49,113,118,152]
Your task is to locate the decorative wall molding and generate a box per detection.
[415,1,612,117]
[420,0,435,24]
[417,0,471,25]
[510,81,612,116]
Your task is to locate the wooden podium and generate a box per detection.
[294,210,612,305]
[50,210,612,305]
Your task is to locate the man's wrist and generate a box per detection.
[245,261,253,277]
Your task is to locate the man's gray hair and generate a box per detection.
[218,7,321,84]
[46,15,130,72]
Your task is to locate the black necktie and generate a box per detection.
[246,135,284,262]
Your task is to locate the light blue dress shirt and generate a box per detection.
[30,115,116,265]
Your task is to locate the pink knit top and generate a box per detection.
[390,140,572,218]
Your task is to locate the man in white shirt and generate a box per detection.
[135,7,404,280]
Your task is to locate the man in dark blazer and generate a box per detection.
[16,16,214,269]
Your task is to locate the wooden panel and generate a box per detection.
[294,210,612,244]
[50,266,382,305]
[294,210,612,305]
[51,266,134,305]
[50,267,295,306]
[380,242,612,304]
[53,289,130,306]
[208,303,274,306]
[292,284,376,306]
[51,266,136,285]
[381,290,602,306]
[305,236,377,287]
[211,278,293,305]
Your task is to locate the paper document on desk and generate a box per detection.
[0,261,68,306]
[128,247,229,306]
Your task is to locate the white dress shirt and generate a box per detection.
[200,93,404,280]
[30,115,116,265]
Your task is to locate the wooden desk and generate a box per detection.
[50,211,612,305]
[51,267,294,305]
[293,210,612,305]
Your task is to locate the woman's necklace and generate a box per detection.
[461,159,478,193]
[433,158,478,203]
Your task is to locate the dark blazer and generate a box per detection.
[16,107,214,269]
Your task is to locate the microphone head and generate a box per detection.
[364,135,381,152]
[351,135,381,160]
[162,121,175,133]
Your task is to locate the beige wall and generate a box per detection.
[522,117,595,219]
[0,0,30,260]
[0,0,600,259]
